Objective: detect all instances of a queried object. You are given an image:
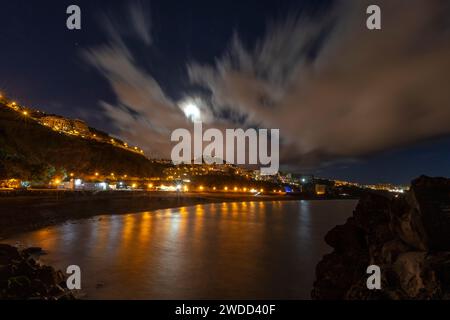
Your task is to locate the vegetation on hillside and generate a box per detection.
[0,105,166,182]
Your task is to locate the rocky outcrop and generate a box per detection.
[0,244,75,300]
[312,176,450,300]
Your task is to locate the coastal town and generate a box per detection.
[0,93,408,196]
[1,0,449,304]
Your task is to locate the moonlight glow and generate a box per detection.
[179,99,202,122]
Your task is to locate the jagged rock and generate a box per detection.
[393,252,430,298]
[0,244,75,300]
[312,176,450,300]
[353,193,392,232]
[22,247,44,257]
[0,244,21,264]
[410,176,450,251]
[37,266,59,285]
[380,239,412,265]
[324,217,366,253]
[6,276,33,299]
[391,194,429,250]
[30,279,48,295]
[425,252,450,294]
[312,250,369,300]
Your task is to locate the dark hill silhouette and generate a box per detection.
[0,104,166,181]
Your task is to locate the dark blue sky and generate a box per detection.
[1,0,317,121]
[0,0,449,184]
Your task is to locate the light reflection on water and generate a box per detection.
[6,200,356,299]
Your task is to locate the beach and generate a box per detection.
[0,190,302,238]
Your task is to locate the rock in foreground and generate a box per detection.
[312,176,450,300]
[0,244,75,300]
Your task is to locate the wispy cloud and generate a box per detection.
[189,0,450,168]
[84,0,450,169]
[83,2,189,158]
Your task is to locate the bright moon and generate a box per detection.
[180,100,201,122]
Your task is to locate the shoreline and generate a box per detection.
[0,190,355,239]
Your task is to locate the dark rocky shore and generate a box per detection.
[312,176,450,299]
[0,244,75,300]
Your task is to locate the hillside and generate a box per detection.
[0,103,167,181]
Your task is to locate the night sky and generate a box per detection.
[1,0,449,184]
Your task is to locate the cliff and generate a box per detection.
[312,175,450,299]
[0,104,166,181]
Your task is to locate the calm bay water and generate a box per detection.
[6,200,356,299]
